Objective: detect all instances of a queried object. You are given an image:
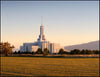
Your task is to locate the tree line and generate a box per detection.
[58,49,99,55]
[14,48,99,55]
[0,42,99,56]
[13,48,49,56]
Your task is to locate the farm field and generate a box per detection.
[1,57,99,76]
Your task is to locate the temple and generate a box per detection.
[20,18,64,54]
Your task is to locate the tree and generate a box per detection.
[0,42,14,56]
[18,51,21,54]
[63,51,70,54]
[35,48,43,54]
[93,50,99,54]
[86,49,93,54]
[43,48,49,56]
[70,49,81,54]
[80,49,86,54]
[58,48,64,55]
[32,51,35,54]
[13,51,17,54]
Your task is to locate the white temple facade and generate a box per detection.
[20,20,63,54]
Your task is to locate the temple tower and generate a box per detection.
[38,17,46,41]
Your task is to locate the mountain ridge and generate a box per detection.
[64,40,99,51]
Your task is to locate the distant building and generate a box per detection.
[20,19,63,54]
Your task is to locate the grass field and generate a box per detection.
[1,57,99,76]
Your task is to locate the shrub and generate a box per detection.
[43,48,49,56]
[35,48,43,54]
[70,49,81,54]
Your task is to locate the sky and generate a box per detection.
[1,1,99,50]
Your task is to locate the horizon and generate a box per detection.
[1,1,99,50]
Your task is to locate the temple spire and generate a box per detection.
[37,16,46,41]
[41,16,43,26]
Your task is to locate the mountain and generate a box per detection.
[64,41,99,52]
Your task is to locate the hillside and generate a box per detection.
[64,41,99,51]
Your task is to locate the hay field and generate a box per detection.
[1,57,99,76]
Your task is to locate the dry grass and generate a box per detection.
[1,57,99,76]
